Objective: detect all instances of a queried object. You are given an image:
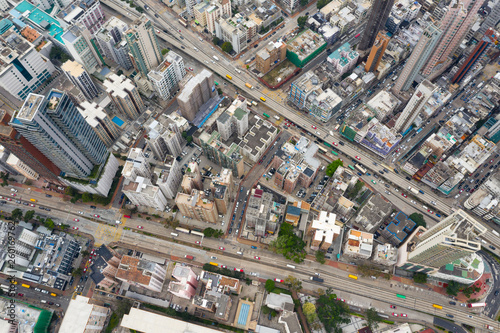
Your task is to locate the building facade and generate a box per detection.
[78,101,120,147]
[175,189,218,223]
[358,0,395,51]
[61,24,102,74]
[95,17,133,70]
[394,80,436,133]
[256,41,286,73]
[104,73,145,119]
[60,0,105,34]
[61,60,99,101]
[148,51,186,101]
[177,69,216,121]
[365,32,390,73]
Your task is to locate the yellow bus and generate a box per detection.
[50,293,57,297]
[348,274,358,280]
[21,284,30,288]
[260,97,266,102]
[30,198,36,202]
[209,262,218,266]
[245,83,253,89]
[432,304,443,309]
[226,74,232,80]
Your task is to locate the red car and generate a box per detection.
[6,198,11,201]
[195,241,201,244]
[94,214,100,218]
[332,142,338,146]
[11,193,16,196]
[18,293,24,297]
[401,314,407,317]
[74,219,79,222]
[219,247,225,250]
[390,305,396,309]
[427,210,434,214]
[311,125,317,129]
[470,189,475,193]
[459,189,464,193]
[401,193,407,198]
[189,67,193,71]
[355,156,361,160]
[234,268,244,272]
[259,160,263,164]
[178,29,181,32]
[392,313,398,317]
[491,159,494,163]
[221,265,227,269]
[254,256,260,260]
[275,278,284,282]
[336,298,345,302]
[137,226,144,229]
[30,204,35,207]
[83,268,87,273]
[72,227,79,230]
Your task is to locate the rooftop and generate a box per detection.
[17,93,44,121]
[286,29,326,60]
[59,295,109,333]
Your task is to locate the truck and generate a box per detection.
[185,255,194,260]
[467,302,486,308]
[486,325,494,330]
[408,186,419,195]
[213,55,219,61]
[310,276,324,282]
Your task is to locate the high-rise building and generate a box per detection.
[0,28,55,101]
[365,32,390,73]
[422,0,482,76]
[156,156,183,199]
[215,18,247,54]
[477,0,500,36]
[0,110,63,184]
[59,0,105,34]
[124,15,163,76]
[181,162,203,193]
[61,60,99,101]
[145,114,183,160]
[148,51,186,101]
[399,209,486,272]
[33,0,73,11]
[394,80,436,133]
[95,17,133,70]
[177,69,216,121]
[104,73,145,119]
[175,189,218,223]
[61,24,103,74]
[0,0,9,11]
[358,0,395,51]
[393,23,441,93]
[256,41,287,73]
[452,28,499,84]
[11,90,108,178]
[78,101,120,147]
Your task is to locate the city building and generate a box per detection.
[95,17,133,70]
[215,18,247,54]
[398,209,487,276]
[343,229,374,259]
[175,189,219,223]
[477,0,500,36]
[125,15,162,76]
[104,73,145,119]
[168,266,198,300]
[239,116,278,163]
[32,0,73,12]
[122,176,168,211]
[167,113,190,132]
[310,211,341,251]
[309,88,342,123]
[0,28,55,101]
[216,100,249,141]
[256,41,287,73]
[0,110,63,185]
[77,101,120,147]
[155,156,183,200]
[59,296,111,333]
[281,0,299,12]
[451,28,499,84]
[358,0,395,51]
[177,69,217,121]
[366,90,400,121]
[122,148,152,181]
[115,255,167,292]
[194,0,231,33]
[199,130,244,177]
[246,189,279,236]
[89,245,122,290]
[286,29,327,68]
[394,80,437,133]
[181,162,203,193]
[11,90,108,178]
[380,211,417,247]
[0,0,9,11]
[145,114,183,160]
[327,42,359,74]
[61,24,103,74]
[373,243,398,266]
[6,154,38,180]
[393,23,441,93]
[365,32,390,73]
[148,51,186,101]
[59,0,105,34]
[422,0,482,76]
[210,168,233,214]
[288,72,323,110]
[61,60,99,101]
[355,193,392,231]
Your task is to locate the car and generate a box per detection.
[6,198,11,201]
[336,298,345,302]
[41,290,48,294]
[401,313,407,317]
[449,301,456,305]
[17,293,24,297]
[467,315,473,319]
[178,29,181,32]
[332,142,338,146]
[78,211,84,214]
[275,278,284,282]
[402,193,408,198]
[72,227,79,230]
[189,67,193,71]
[137,226,144,229]
[371,180,376,184]
[74,218,79,222]
[254,256,260,260]
[83,268,87,273]
[460,303,467,307]
[491,159,494,163]
[219,247,225,250]
[355,156,361,160]
[489,245,496,250]
[436,214,441,217]
[495,290,499,296]
[234,268,244,272]
[392,313,398,317]
[30,203,35,207]
[460,189,464,193]
[427,210,433,214]
[221,265,227,269]
[94,215,100,218]
[195,241,200,244]
[11,193,15,196]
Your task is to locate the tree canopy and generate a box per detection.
[269,223,306,262]
[409,213,426,228]
[325,159,344,177]
[284,275,302,292]
[300,0,309,6]
[316,289,350,333]
[446,280,460,296]
[366,308,382,330]
[203,227,224,238]
[265,279,275,292]
[303,302,318,323]
[221,42,233,53]
[317,0,332,9]
[315,250,326,264]
[23,210,35,222]
[161,48,169,55]
[212,36,220,45]
[11,208,23,221]
[413,272,428,284]
[297,16,308,30]
[49,45,71,64]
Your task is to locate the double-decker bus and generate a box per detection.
[318,146,328,154]
[179,19,188,27]
[355,164,367,174]
[175,227,190,234]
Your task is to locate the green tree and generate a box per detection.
[269,223,307,263]
[317,0,330,9]
[413,272,428,284]
[325,159,343,177]
[316,289,351,332]
[204,227,215,237]
[23,210,35,222]
[300,0,309,6]
[297,16,308,30]
[409,213,426,228]
[161,48,169,55]
[316,250,326,264]
[221,42,233,53]
[82,192,93,202]
[217,88,223,95]
[11,208,23,221]
[81,250,90,257]
[186,136,193,144]
[366,308,382,330]
[49,45,71,63]
[265,279,275,292]
[303,302,317,323]
[284,275,302,292]
[116,70,124,76]
[65,186,77,196]
[73,267,83,276]
[212,36,220,45]
[181,131,188,139]
[44,218,55,230]
[446,280,461,296]
[261,305,271,314]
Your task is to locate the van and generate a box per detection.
[10,188,17,192]
[236,251,243,255]
[422,205,428,210]
[41,300,47,304]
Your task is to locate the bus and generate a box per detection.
[432,304,443,309]
[226,74,232,80]
[348,165,355,171]
[214,81,219,86]
[324,142,331,148]
[209,262,219,266]
[21,284,30,288]
[348,274,358,280]
[468,302,486,308]
[396,294,406,299]
[0,284,10,293]
[179,19,188,27]
[191,230,204,237]
[263,113,270,118]
[332,151,338,156]
[175,227,190,234]
[355,164,367,174]
[245,83,253,89]
[318,146,328,154]
[260,97,266,102]
[30,198,36,202]
[247,101,252,107]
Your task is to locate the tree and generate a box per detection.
[315,250,326,264]
[413,272,428,284]
[11,208,23,221]
[161,48,169,55]
[366,308,382,330]
[284,275,302,292]
[217,88,223,95]
[116,70,124,76]
[221,42,233,53]
[82,192,93,202]
[265,279,275,292]
[186,136,193,144]
[25,180,33,186]
[325,159,344,177]
[23,210,35,222]
[300,0,309,6]
[317,0,330,8]
[81,250,90,257]
[73,267,83,276]
[409,213,426,228]
[303,302,317,323]
[446,280,461,296]
[65,187,76,196]
[316,289,351,333]
[44,218,55,230]
[49,45,71,64]
[297,16,308,30]
[261,305,271,314]
[212,36,220,45]
[269,223,307,263]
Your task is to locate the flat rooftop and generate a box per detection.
[17,93,44,121]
